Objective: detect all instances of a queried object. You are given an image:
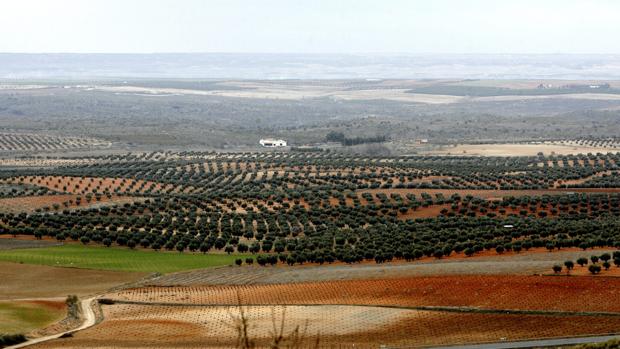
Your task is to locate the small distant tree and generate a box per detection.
[564,260,574,272]
[603,261,611,270]
[591,255,599,264]
[552,265,562,274]
[577,257,588,267]
[65,295,80,319]
[235,258,243,266]
[127,239,137,250]
[588,264,601,275]
[545,242,555,252]
[433,249,444,259]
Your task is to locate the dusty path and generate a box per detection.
[5,298,96,349]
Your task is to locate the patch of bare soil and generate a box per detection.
[29,304,620,349]
[0,261,146,299]
[111,274,620,313]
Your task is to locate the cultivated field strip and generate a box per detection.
[0,133,110,152]
[29,304,620,349]
[110,275,620,313]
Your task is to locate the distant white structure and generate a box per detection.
[259,138,287,147]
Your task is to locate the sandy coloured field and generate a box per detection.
[91,82,620,105]
[93,84,466,104]
[30,303,620,349]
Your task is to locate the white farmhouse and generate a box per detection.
[259,138,287,147]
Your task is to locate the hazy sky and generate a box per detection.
[1,0,619,54]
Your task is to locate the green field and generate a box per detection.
[0,244,250,273]
[0,301,65,334]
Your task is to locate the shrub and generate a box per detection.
[577,257,588,267]
[0,333,27,346]
[588,264,602,275]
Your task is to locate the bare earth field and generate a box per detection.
[110,274,620,313]
[0,194,144,213]
[0,261,146,299]
[30,304,620,349]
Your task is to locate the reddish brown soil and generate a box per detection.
[395,201,612,220]
[0,194,143,213]
[27,300,66,311]
[4,176,171,195]
[111,274,620,313]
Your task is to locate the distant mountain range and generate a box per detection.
[1,53,619,80]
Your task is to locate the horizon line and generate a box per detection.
[1,52,620,56]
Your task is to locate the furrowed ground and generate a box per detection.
[29,304,620,349]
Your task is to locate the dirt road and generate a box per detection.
[5,298,96,349]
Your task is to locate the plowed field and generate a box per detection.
[110,275,620,313]
[29,304,620,349]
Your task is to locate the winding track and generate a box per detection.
[5,298,96,349]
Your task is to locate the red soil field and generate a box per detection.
[110,274,620,313]
[0,194,144,213]
[27,300,66,311]
[4,175,172,195]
